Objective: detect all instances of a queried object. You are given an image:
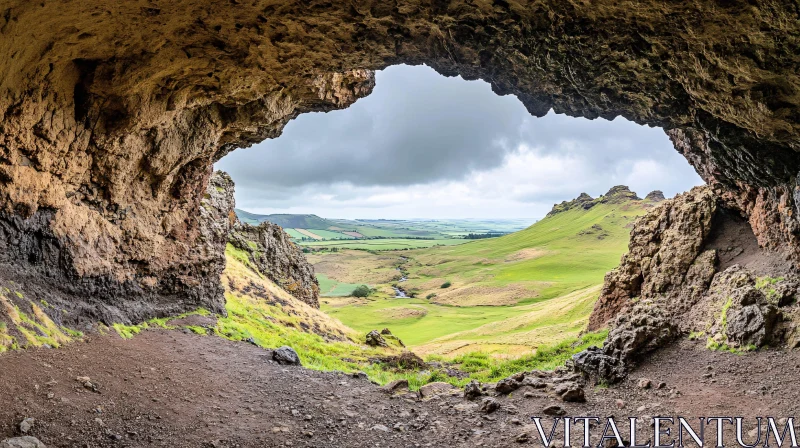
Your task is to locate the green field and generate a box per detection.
[316,197,654,357]
[304,229,356,240]
[300,238,471,250]
[317,274,363,297]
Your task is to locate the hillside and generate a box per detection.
[234,210,337,229]
[318,186,665,356]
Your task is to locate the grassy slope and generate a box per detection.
[233,210,336,229]
[217,247,607,386]
[320,201,651,356]
[299,238,470,250]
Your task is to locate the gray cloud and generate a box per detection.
[216,64,703,219]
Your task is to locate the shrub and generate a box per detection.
[352,285,371,298]
[440,281,452,289]
[425,293,436,300]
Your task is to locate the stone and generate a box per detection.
[543,405,566,416]
[273,346,301,366]
[370,425,389,432]
[480,397,500,414]
[615,399,625,409]
[228,213,321,307]
[726,304,779,347]
[516,432,531,443]
[18,419,34,434]
[464,381,484,400]
[521,376,546,389]
[645,191,666,202]
[553,382,586,403]
[0,438,46,448]
[381,379,409,394]
[418,382,458,399]
[638,378,652,389]
[495,378,522,395]
[365,330,387,347]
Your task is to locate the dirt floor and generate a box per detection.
[1,330,798,447]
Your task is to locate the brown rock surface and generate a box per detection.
[0,0,798,325]
[228,217,320,308]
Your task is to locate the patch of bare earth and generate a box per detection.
[1,333,799,447]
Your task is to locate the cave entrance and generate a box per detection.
[215,64,705,358]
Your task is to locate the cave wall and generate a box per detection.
[0,0,798,323]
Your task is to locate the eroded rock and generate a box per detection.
[0,0,798,329]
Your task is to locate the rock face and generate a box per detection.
[589,187,719,330]
[645,191,666,202]
[229,217,320,308]
[0,1,798,325]
[580,186,800,382]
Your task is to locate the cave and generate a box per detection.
[0,0,798,330]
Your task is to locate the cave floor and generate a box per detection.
[1,331,798,447]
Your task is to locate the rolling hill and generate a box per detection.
[317,186,666,356]
[234,210,337,229]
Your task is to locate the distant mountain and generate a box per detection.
[234,210,336,229]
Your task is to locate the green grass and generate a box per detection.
[300,238,469,250]
[317,274,363,297]
[447,330,607,382]
[316,200,649,357]
[284,228,307,239]
[304,229,356,240]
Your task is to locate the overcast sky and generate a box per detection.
[216,64,703,219]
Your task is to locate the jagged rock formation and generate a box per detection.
[0,1,798,324]
[197,170,321,308]
[547,186,641,217]
[580,186,800,382]
[229,218,320,309]
[644,190,666,202]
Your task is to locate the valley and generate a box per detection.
[310,187,663,358]
[235,209,532,250]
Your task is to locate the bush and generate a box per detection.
[352,285,371,298]
[440,281,452,289]
[425,293,436,300]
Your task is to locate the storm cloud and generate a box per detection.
[216,64,703,219]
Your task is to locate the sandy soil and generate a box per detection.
[1,331,798,447]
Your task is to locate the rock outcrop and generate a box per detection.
[645,191,666,202]
[547,186,641,217]
[580,186,800,382]
[0,1,798,325]
[229,217,320,308]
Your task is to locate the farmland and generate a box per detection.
[234,209,535,251]
[315,189,661,357]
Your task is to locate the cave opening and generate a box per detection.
[213,64,710,358]
[216,64,704,221]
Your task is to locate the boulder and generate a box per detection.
[480,397,500,414]
[464,380,484,400]
[495,378,522,395]
[726,304,779,347]
[273,346,301,365]
[0,438,46,448]
[365,330,387,347]
[381,379,409,394]
[553,382,586,402]
[521,376,546,389]
[543,405,566,416]
[418,382,458,399]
